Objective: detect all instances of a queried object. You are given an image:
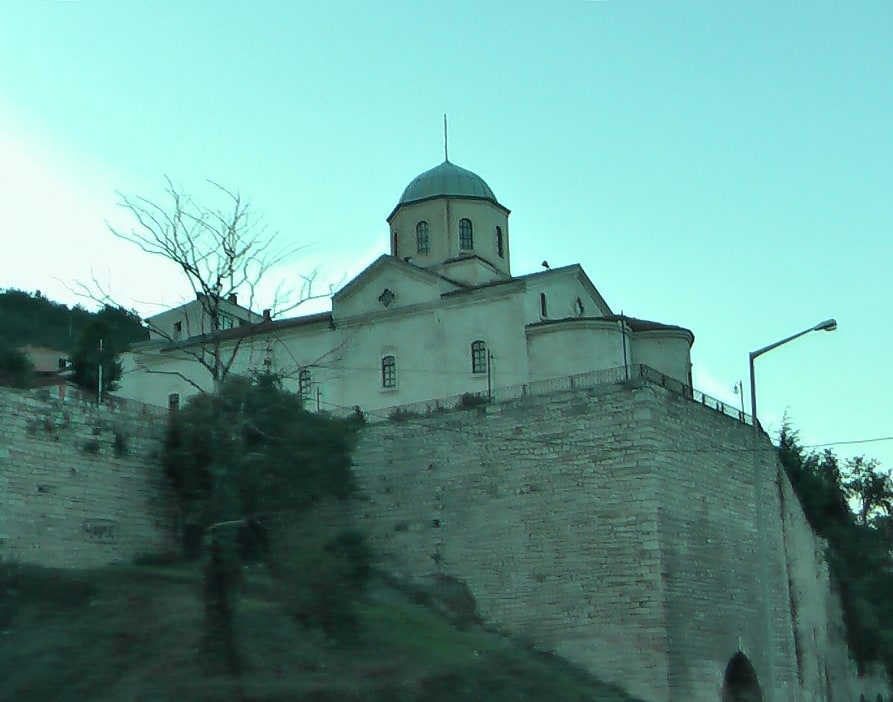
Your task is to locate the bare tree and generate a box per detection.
[106,177,321,389]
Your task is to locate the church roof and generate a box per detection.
[397,160,499,207]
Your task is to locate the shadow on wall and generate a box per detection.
[722,652,762,702]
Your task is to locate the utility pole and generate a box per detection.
[619,313,629,380]
[97,338,104,405]
[487,351,493,401]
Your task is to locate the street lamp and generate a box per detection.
[748,317,836,702]
[749,318,837,428]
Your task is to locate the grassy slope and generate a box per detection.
[0,562,646,702]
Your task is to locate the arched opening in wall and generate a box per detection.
[721,652,763,702]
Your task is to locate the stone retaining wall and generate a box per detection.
[0,386,177,567]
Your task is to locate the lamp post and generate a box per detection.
[749,318,836,702]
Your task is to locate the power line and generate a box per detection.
[804,436,893,449]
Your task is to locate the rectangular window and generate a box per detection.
[381,355,397,388]
[173,321,183,339]
[298,368,312,403]
[168,393,180,411]
[459,218,473,250]
[416,221,430,255]
[471,341,487,374]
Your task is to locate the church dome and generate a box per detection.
[398,160,499,206]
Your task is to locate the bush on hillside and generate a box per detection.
[0,344,33,388]
[778,422,893,678]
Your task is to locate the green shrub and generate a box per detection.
[455,392,488,410]
[0,345,33,388]
[388,408,420,422]
[113,431,128,457]
[271,521,372,640]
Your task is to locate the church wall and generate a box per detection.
[526,319,626,380]
[232,323,340,403]
[117,284,539,414]
[391,198,510,276]
[117,350,212,409]
[146,298,259,341]
[389,199,449,263]
[340,307,449,409]
[327,292,531,411]
[433,256,505,285]
[444,199,510,272]
[629,330,692,384]
[332,265,449,320]
[440,292,532,394]
[521,270,600,325]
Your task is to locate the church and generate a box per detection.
[116,158,695,412]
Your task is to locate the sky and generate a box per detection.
[1,1,890,469]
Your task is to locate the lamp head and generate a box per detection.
[814,318,837,332]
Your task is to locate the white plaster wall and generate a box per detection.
[390,198,510,277]
[220,286,532,413]
[117,265,689,419]
[433,256,506,286]
[117,349,212,408]
[147,303,207,341]
[523,269,604,324]
[333,262,453,320]
[439,291,531,394]
[526,320,626,380]
[146,298,260,341]
[444,199,511,275]
[119,278,619,413]
[630,330,692,385]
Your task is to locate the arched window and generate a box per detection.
[574,297,584,316]
[540,292,548,318]
[298,368,312,403]
[416,221,430,255]
[381,355,397,388]
[168,393,180,412]
[496,226,504,258]
[471,340,487,374]
[459,218,473,250]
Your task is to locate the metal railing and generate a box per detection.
[339,364,754,427]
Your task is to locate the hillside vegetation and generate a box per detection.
[0,288,147,391]
[0,560,645,702]
[0,289,146,352]
[778,423,893,679]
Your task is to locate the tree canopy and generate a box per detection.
[163,373,367,669]
[0,343,33,387]
[0,288,146,353]
[778,423,893,677]
[0,289,146,391]
[108,179,320,386]
[164,372,362,546]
